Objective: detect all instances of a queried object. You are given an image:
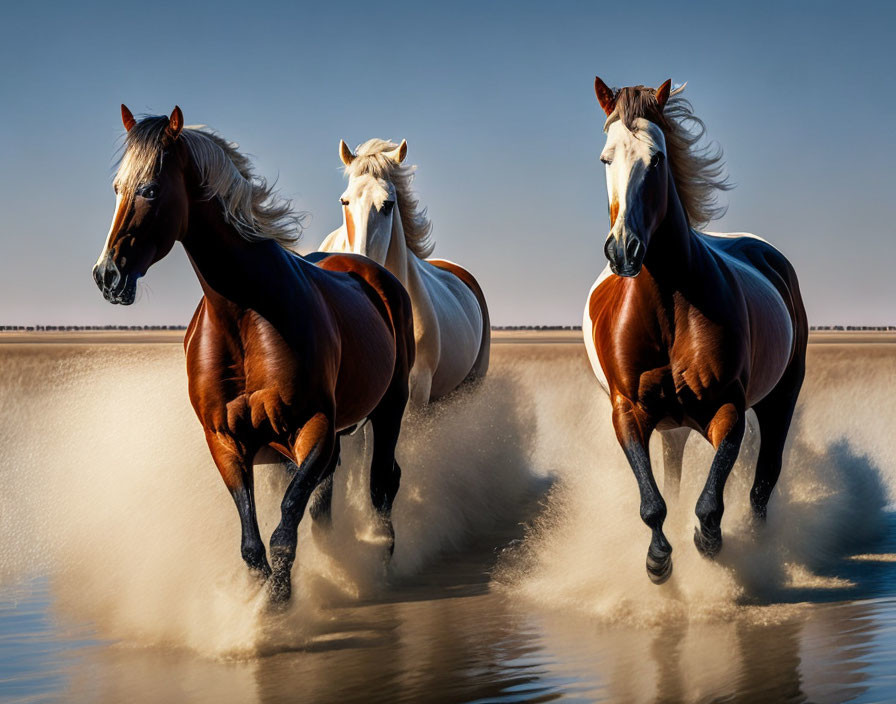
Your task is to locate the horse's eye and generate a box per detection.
[649,152,664,168]
[382,200,395,215]
[340,198,349,206]
[137,184,158,199]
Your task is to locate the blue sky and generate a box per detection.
[0,0,893,325]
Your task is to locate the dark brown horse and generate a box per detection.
[93,106,415,602]
[584,78,808,583]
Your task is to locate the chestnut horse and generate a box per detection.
[320,139,489,405]
[584,78,808,583]
[93,106,415,602]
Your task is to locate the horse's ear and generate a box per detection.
[655,79,672,111]
[166,106,184,140]
[339,139,355,166]
[594,76,616,116]
[121,104,136,132]
[385,139,407,164]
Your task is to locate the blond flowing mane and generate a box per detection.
[345,139,434,259]
[606,86,731,227]
[114,116,302,248]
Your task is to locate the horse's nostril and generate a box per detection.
[102,262,120,289]
[605,236,620,262]
[627,237,642,260]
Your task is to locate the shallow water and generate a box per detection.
[0,341,894,702]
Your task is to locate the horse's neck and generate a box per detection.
[642,179,698,287]
[383,212,412,283]
[182,200,307,316]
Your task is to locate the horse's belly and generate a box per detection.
[740,272,794,407]
[333,303,397,430]
[418,269,482,399]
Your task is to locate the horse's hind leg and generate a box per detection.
[612,398,671,584]
[268,413,336,603]
[205,432,270,581]
[309,435,341,526]
[751,358,806,521]
[661,428,689,500]
[694,400,746,558]
[368,371,410,557]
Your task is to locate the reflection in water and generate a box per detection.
[0,342,894,702]
[4,565,896,702]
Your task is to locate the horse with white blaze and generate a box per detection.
[584,77,808,584]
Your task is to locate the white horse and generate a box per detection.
[319,139,490,406]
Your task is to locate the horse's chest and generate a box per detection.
[186,311,310,438]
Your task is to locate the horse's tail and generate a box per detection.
[427,259,490,383]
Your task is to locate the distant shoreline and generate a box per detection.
[0,329,894,345]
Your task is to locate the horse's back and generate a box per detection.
[417,258,484,397]
[312,252,415,401]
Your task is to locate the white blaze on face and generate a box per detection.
[95,192,128,268]
[600,117,667,246]
[340,174,395,265]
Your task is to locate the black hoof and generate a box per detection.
[694,524,722,558]
[646,546,673,584]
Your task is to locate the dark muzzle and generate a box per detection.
[604,234,644,277]
[93,255,136,305]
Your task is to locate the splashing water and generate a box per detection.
[0,341,893,660]
[495,344,896,624]
[0,343,537,656]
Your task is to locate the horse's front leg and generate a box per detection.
[694,399,746,557]
[268,413,336,603]
[205,431,270,581]
[612,397,671,584]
